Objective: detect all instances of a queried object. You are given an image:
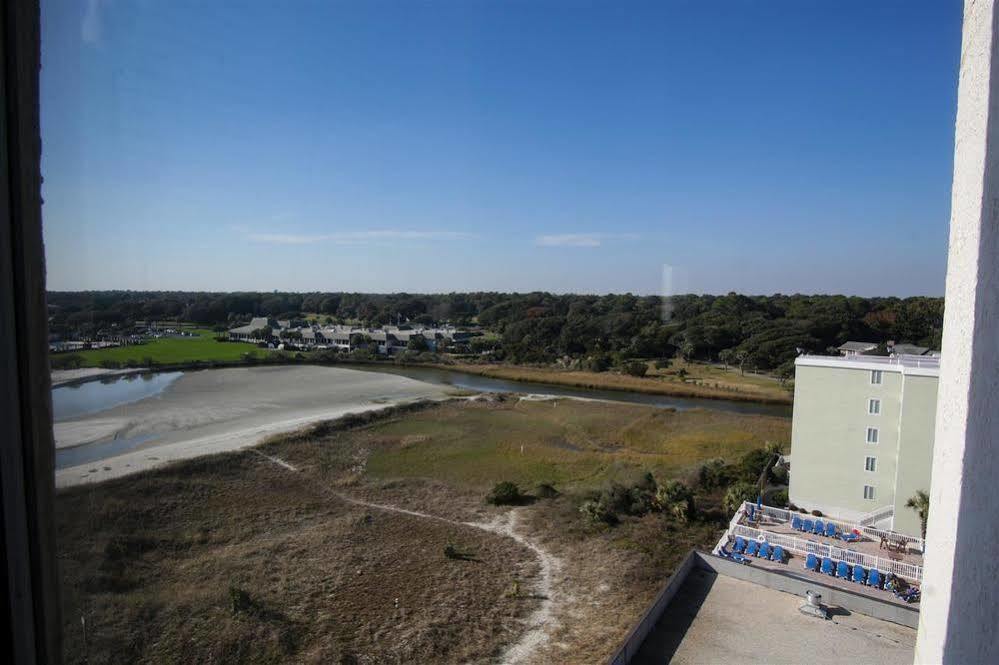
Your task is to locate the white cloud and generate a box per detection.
[238,229,474,245]
[82,0,105,45]
[535,233,638,247]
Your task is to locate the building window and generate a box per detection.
[865,456,877,472]
[866,427,879,444]
[868,398,881,415]
[870,370,883,385]
[863,485,876,500]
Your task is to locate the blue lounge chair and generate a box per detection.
[734,536,747,553]
[803,519,814,533]
[825,522,837,538]
[757,543,770,559]
[840,531,861,543]
[837,561,851,579]
[720,546,751,565]
[852,565,866,584]
[867,569,882,588]
[745,541,759,557]
[813,520,825,535]
[821,557,835,576]
[792,515,803,531]
[771,545,786,563]
[805,553,819,570]
[747,505,756,521]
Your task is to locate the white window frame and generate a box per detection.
[868,398,881,415]
[863,485,876,500]
[866,427,879,444]
[870,369,883,385]
[865,456,877,473]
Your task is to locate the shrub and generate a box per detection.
[228,585,256,616]
[771,465,788,485]
[736,448,772,483]
[580,498,617,525]
[810,509,823,517]
[583,354,611,373]
[50,353,85,370]
[535,483,559,499]
[655,480,696,522]
[770,490,789,507]
[723,481,758,513]
[696,458,729,489]
[486,481,524,505]
[99,359,122,369]
[622,361,648,377]
[654,358,671,370]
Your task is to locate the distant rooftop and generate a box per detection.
[797,353,940,375]
[838,341,879,352]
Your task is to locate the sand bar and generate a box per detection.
[55,365,451,488]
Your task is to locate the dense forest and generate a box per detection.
[47,291,943,375]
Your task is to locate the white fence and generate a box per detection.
[732,523,923,583]
[858,505,895,526]
[745,502,924,554]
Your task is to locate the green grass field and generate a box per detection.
[68,329,261,367]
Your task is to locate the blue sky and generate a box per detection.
[41,0,961,296]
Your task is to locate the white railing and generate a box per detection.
[860,525,925,554]
[732,523,923,582]
[746,502,924,553]
[858,505,894,526]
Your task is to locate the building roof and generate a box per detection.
[838,341,879,352]
[630,566,915,664]
[891,343,931,356]
[796,353,940,376]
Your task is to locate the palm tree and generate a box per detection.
[905,490,931,540]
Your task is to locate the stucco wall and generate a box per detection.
[789,363,902,520]
[891,374,938,537]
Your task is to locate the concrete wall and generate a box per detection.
[700,554,920,629]
[607,550,698,665]
[915,0,999,661]
[789,363,902,521]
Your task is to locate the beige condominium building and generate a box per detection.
[788,353,939,537]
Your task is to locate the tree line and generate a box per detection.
[47,291,943,373]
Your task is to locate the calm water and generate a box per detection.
[52,371,182,422]
[348,365,792,417]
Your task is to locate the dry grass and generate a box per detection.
[442,362,792,404]
[57,451,537,664]
[357,398,789,490]
[56,398,788,664]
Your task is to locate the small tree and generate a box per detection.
[905,490,930,540]
[622,361,648,378]
[696,458,728,489]
[723,481,758,513]
[580,498,617,525]
[655,480,696,522]
[407,335,429,352]
[487,481,524,505]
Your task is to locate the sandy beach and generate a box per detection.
[54,365,451,488]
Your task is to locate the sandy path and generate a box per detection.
[253,453,561,665]
[55,366,450,488]
[333,494,561,665]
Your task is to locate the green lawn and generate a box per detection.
[69,329,262,367]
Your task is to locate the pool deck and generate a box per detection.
[727,542,921,609]
[742,513,924,567]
